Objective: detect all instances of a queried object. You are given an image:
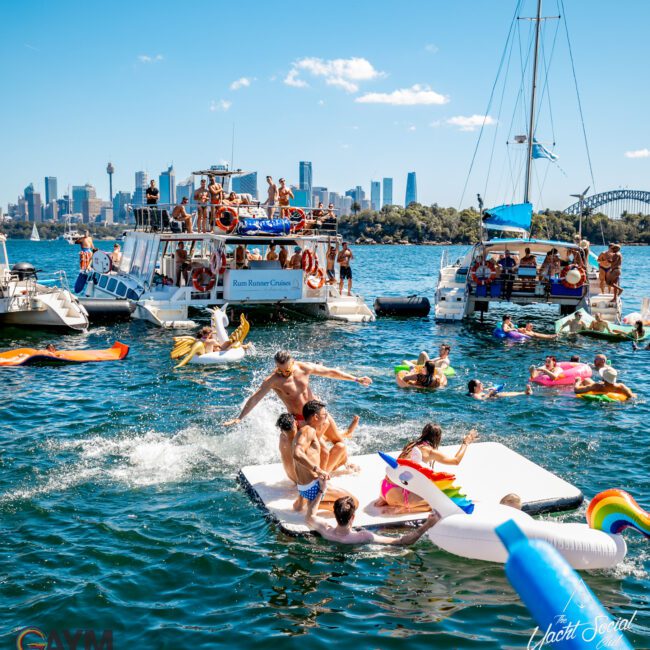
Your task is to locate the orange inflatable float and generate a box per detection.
[0,342,129,367]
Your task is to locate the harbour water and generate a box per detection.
[1,240,648,648]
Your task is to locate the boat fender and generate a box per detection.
[374,296,431,317]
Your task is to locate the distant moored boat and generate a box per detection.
[29,224,40,242]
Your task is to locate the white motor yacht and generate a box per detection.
[0,235,89,330]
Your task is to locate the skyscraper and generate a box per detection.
[133,171,148,205]
[232,172,258,199]
[72,184,96,214]
[405,172,417,206]
[24,183,43,222]
[370,181,381,211]
[159,165,175,205]
[44,177,58,204]
[176,179,195,205]
[299,161,313,204]
[382,178,393,207]
[113,191,132,223]
[57,195,72,218]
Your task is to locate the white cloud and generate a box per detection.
[446,114,496,131]
[138,54,163,63]
[355,84,448,106]
[317,99,325,106]
[341,144,350,149]
[408,125,417,131]
[210,99,232,112]
[624,148,650,159]
[230,77,252,90]
[284,69,308,88]
[285,57,383,93]
[424,43,439,54]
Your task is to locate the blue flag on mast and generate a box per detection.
[532,139,558,161]
[482,203,533,235]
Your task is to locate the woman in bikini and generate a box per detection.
[375,424,478,513]
[396,360,447,390]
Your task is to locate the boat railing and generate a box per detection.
[126,202,338,236]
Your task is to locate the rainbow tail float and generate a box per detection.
[587,489,650,538]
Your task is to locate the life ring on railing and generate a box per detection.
[192,267,216,292]
[560,264,587,289]
[301,249,315,274]
[289,208,306,232]
[214,207,239,233]
[305,267,325,290]
[470,260,497,285]
[210,251,227,275]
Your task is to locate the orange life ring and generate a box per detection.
[192,267,216,292]
[289,208,306,232]
[215,207,239,233]
[471,260,497,285]
[560,264,587,289]
[305,267,325,290]
[210,251,227,275]
[301,249,315,274]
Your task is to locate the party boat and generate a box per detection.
[435,0,621,324]
[76,170,374,327]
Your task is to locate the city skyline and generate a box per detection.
[2,1,649,214]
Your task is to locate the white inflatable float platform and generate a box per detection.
[239,441,583,535]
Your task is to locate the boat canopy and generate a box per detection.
[482,203,532,235]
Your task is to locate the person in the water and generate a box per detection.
[468,379,532,400]
[225,350,368,472]
[529,355,562,381]
[397,360,447,390]
[306,487,441,545]
[574,367,635,400]
[413,343,452,371]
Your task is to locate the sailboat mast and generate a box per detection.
[523,0,543,205]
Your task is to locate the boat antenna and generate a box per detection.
[523,0,543,206]
[569,186,590,240]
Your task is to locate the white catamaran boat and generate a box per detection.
[77,170,374,327]
[0,235,89,330]
[435,0,621,324]
[59,216,83,245]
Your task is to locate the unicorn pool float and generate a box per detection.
[379,452,649,569]
[171,305,252,368]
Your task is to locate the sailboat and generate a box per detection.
[434,0,621,324]
[30,223,41,242]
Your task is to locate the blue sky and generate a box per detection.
[1,0,648,212]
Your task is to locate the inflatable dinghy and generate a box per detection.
[0,342,129,367]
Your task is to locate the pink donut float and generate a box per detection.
[532,361,592,387]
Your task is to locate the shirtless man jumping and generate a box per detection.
[292,400,358,512]
[224,350,369,471]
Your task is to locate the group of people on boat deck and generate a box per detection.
[158,174,338,235]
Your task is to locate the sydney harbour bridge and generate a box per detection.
[563,189,650,218]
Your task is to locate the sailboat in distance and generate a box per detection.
[30,223,41,242]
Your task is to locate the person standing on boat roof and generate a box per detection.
[264,176,278,218]
[172,197,194,233]
[337,241,354,296]
[146,180,159,205]
[194,179,210,233]
[278,178,294,218]
[208,176,223,231]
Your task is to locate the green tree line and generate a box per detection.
[339,204,650,245]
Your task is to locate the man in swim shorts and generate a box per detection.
[325,238,338,285]
[574,367,634,399]
[306,481,441,545]
[224,351,368,472]
[292,400,357,511]
[75,230,95,270]
[337,241,354,296]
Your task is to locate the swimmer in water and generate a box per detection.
[306,485,441,545]
[413,344,452,371]
[468,379,532,400]
[397,360,447,390]
[529,355,562,381]
[517,323,557,340]
[574,367,635,400]
[558,312,587,335]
